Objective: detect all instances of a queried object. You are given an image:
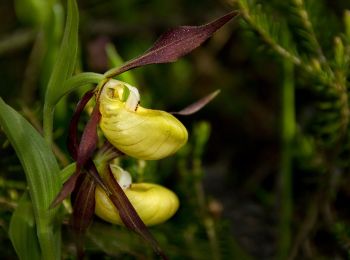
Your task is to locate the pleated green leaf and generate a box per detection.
[0,98,62,260]
[9,193,41,260]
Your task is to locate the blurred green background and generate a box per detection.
[2,0,350,259]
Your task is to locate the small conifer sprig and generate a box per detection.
[236,0,350,147]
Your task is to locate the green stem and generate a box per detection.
[43,72,104,144]
[37,226,61,260]
[193,159,221,260]
[278,60,295,259]
[52,72,104,106]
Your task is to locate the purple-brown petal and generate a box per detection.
[50,90,95,209]
[76,103,101,176]
[171,90,220,116]
[71,174,97,259]
[104,166,168,260]
[49,171,81,209]
[104,11,238,78]
[68,89,95,159]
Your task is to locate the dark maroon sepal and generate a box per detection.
[68,89,95,159]
[75,104,101,174]
[71,174,97,260]
[104,12,238,78]
[171,90,221,115]
[49,171,81,209]
[104,165,168,260]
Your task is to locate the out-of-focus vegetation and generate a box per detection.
[2,0,350,259]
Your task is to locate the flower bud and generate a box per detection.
[95,166,179,226]
[98,79,188,160]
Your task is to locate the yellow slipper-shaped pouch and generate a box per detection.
[98,79,188,160]
[95,165,179,226]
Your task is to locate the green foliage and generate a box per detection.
[43,0,79,143]
[9,193,41,260]
[237,0,350,258]
[0,98,62,259]
[237,0,350,148]
[238,0,300,66]
[44,0,78,107]
[5,0,350,258]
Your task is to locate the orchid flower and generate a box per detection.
[50,11,237,259]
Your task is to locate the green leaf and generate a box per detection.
[9,193,41,260]
[0,98,62,260]
[59,162,76,183]
[44,0,79,107]
[43,0,79,142]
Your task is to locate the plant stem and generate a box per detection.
[37,225,61,260]
[43,72,105,145]
[278,60,295,259]
[193,158,221,260]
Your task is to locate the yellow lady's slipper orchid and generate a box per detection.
[95,166,179,226]
[98,79,188,160]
